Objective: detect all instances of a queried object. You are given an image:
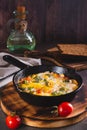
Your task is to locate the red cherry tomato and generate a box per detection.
[58,102,73,117]
[6,113,22,129]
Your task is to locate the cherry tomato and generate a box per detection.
[6,113,22,129]
[58,102,73,117]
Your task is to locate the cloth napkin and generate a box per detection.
[0,52,41,87]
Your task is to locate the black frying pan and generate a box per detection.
[3,55,83,106]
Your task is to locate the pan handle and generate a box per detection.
[3,55,73,71]
[3,55,28,69]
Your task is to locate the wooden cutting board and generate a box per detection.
[0,82,87,128]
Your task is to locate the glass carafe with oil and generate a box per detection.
[7,6,36,53]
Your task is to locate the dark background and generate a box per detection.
[0,0,87,49]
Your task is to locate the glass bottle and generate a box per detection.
[7,6,36,53]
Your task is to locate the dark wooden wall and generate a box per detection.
[0,0,87,49]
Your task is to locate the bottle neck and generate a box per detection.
[14,6,28,32]
[15,19,28,32]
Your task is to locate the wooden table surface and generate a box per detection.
[0,69,87,130]
[0,43,87,129]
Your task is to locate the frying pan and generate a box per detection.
[3,55,83,106]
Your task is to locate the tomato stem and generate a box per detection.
[10,111,16,117]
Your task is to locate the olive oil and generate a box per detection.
[7,6,36,53]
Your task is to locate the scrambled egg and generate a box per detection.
[18,71,78,96]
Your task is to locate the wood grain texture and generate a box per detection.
[0,0,87,49]
[0,82,87,128]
